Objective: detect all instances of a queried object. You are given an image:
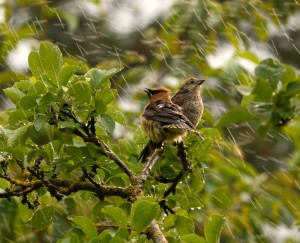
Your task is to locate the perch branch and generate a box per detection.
[138,147,164,182]
[0,178,134,200]
[146,220,168,243]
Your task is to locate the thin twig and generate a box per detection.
[99,140,136,180]
[162,141,191,199]
[72,128,136,180]
[139,148,164,182]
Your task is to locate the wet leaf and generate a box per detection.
[39,42,63,85]
[7,124,30,147]
[3,87,25,104]
[281,65,297,83]
[285,81,300,98]
[18,203,33,222]
[204,214,225,243]
[69,81,91,104]
[175,215,195,236]
[130,197,160,233]
[252,78,273,101]
[97,114,115,135]
[69,216,97,239]
[28,51,44,79]
[31,206,55,230]
[181,234,206,243]
[236,85,252,96]
[19,94,39,109]
[215,108,257,127]
[101,205,127,227]
[87,66,123,91]
[58,65,79,86]
[255,58,285,89]
[106,105,126,126]
[29,123,54,146]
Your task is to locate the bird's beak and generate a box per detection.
[144,88,152,97]
[196,79,205,85]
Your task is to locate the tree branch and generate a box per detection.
[146,220,168,243]
[139,147,164,182]
[0,178,134,200]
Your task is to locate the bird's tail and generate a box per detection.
[138,140,162,163]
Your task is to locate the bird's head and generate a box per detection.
[144,87,170,98]
[144,87,171,102]
[181,77,205,91]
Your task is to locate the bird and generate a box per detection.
[138,77,205,162]
[139,85,203,162]
[171,77,205,127]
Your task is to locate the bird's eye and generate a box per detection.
[191,80,194,84]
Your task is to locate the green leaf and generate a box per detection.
[101,205,127,227]
[70,216,97,239]
[28,51,44,80]
[95,88,118,105]
[97,115,115,135]
[18,203,33,222]
[29,123,54,146]
[39,92,59,105]
[4,87,25,104]
[64,145,82,164]
[106,105,126,126]
[285,81,300,98]
[175,215,195,236]
[31,206,55,230]
[19,94,39,109]
[130,197,160,233]
[181,234,206,243]
[168,194,189,209]
[8,109,34,125]
[58,65,79,86]
[252,78,273,101]
[236,85,252,96]
[39,42,63,85]
[200,128,222,140]
[7,124,30,147]
[215,108,257,127]
[281,65,296,83]
[255,58,285,89]
[34,115,48,130]
[69,81,91,104]
[94,95,107,114]
[115,228,130,240]
[236,51,260,64]
[0,178,9,190]
[14,79,33,92]
[87,66,123,91]
[189,170,205,195]
[57,121,80,129]
[204,214,225,243]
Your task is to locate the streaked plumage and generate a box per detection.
[139,87,201,162]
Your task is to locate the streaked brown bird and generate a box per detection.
[171,77,205,126]
[138,78,205,162]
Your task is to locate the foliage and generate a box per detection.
[0,42,225,242]
[0,0,300,242]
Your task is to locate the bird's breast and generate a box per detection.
[140,116,165,143]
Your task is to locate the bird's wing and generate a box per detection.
[143,101,194,129]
